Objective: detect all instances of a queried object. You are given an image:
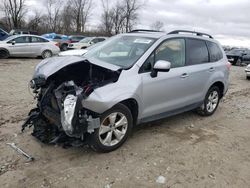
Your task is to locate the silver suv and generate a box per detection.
[23,30,230,152]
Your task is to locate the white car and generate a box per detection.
[68,37,107,49]
[59,49,88,56]
[0,35,60,59]
[245,64,250,79]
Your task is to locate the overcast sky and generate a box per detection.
[26,0,250,47]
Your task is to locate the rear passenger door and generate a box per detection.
[30,36,49,56]
[184,38,213,102]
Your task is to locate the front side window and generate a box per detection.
[186,38,209,65]
[85,35,156,68]
[12,36,30,43]
[140,38,185,72]
[206,41,223,62]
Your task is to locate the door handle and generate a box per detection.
[209,67,215,72]
[181,73,189,78]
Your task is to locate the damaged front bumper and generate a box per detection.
[22,81,101,146]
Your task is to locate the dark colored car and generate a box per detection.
[68,35,86,43]
[9,29,38,35]
[242,50,250,64]
[0,28,9,40]
[226,48,248,65]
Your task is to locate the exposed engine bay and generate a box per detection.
[22,58,120,147]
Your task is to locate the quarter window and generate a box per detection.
[186,39,209,65]
[206,41,223,62]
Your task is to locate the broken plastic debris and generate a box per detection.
[156,175,166,184]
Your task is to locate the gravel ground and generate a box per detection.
[0,58,250,188]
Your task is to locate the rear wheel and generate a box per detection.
[61,44,68,51]
[0,49,10,59]
[196,86,220,116]
[42,50,52,59]
[247,76,250,80]
[89,103,133,152]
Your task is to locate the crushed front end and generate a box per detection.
[22,56,120,147]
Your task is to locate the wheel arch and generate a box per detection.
[209,81,225,98]
[120,98,139,126]
[0,47,9,53]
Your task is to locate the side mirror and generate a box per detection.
[150,60,171,78]
[12,41,16,45]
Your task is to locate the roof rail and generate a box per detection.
[168,30,213,39]
[129,29,161,33]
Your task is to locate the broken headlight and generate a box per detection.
[30,77,46,89]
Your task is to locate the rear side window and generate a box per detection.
[31,37,48,43]
[206,41,223,62]
[186,39,209,65]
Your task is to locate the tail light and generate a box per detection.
[226,61,231,70]
[55,42,59,47]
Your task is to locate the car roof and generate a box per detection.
[123,30,216,42]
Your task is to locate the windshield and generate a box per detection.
[80,37,93,43]
[84,35,156,68]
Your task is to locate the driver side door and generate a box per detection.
[8,36,31,56]
[140,38,196,120]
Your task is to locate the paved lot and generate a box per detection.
[0,58,250,188]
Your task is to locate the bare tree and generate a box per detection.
[2,0,26,29]
[122,0,143,32]
[150,20,164,31]
[100,0,114,35]
[61,4,74,34]
[26,10,42,31]
[45,0,63,32]
[70,0,93,32]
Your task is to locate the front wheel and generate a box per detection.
[196,86,220,116]
[89,103,133,152]
[0,49,10,59]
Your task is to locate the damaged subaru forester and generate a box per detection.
[22,30,230,152]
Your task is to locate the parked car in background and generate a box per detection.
[68,37,107,49]
[58,49,88,56]
[226,48,249,65]
[245,64,250,79]
[242,51,250,64]
[0,35,60,59]
[59,42,101,56]
[0,28,9,41]
[42,33,69,51]
[68,35,86,43]
[24,30,229,152]
[9,29,38,35]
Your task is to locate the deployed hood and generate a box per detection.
[33,56,121,80]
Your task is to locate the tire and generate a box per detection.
[61,44,68,51]
[196,86,221,116]
[247,76,250,80]
[0,49,10,59]
[89,103,133,152]
[42,50,52,59]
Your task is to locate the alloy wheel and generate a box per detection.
[98,112,128,147]
[206,90,219,113]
